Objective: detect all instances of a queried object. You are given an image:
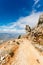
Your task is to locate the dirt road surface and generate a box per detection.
[11,39,43,65]
[0,39,43,65]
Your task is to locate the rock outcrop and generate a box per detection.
[38,13,43,26]
[25,14,43,45]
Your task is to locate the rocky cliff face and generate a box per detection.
[25,14,43,45]
[32,14,43,45]
[38,14,43,26]
[25,14,43,53]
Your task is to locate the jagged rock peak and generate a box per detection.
[38,13,43,26]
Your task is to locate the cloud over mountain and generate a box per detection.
[0,12,41,33]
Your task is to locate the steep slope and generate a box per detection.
[0,38,43,65]
[11,39,43,65]
[0,13,43,65]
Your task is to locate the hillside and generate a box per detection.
[0,14,43,65]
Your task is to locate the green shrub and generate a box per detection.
[18,35,21,39]
[17,42,20,45]
[9,51,14,57]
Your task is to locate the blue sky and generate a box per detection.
[0,0,33,25]
[0,0,43,33]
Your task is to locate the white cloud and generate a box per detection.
[37,4,41,8]
[34,0,39,5]
[0,12,42,33]
[32,0,40,14]
[32,0,40,12]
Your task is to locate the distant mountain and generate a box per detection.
[0,33,19,41]
[0,33,25,41]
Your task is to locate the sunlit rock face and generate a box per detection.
[38,13,43,26]
[25,14,43,45]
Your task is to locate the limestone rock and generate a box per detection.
[38,13,43,26]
